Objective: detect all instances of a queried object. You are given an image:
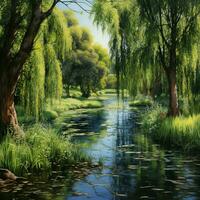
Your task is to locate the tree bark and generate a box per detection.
[166,68,179,116]
[0,70,21,137]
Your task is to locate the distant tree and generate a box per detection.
[62,13,110,98]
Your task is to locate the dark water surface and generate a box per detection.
[1,96,200,200]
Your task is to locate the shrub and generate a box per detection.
[43,110,58,121]
[141,104,167,134]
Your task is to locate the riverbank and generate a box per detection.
[1,91,106,175]
[141,104,200,151]
[17,91,104,124]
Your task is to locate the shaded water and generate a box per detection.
[1,96,200,200]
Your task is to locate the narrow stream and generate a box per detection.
[1,96,200,200]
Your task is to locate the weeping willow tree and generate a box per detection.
[93,0,200,116]
[17,8,71,121]
[138,0,200,116]
[0,0,91,136]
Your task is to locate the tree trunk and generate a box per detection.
[166,69,179,116]
[66,85,70,97]
[80,85,90,98]
[0,70,21,138]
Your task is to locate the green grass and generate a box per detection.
[68,89,82,98]
[43,110,59,121]
[10,89,104,174]
[44,98,103,115]
[102,89,117,94]
[17,97,103,124]
[141,104,200,151]
[0,125,90,174]
[158,115,200,151]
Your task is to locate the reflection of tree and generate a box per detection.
[71,109,106,134]
[116,100,133,147]
[111,105,199,200]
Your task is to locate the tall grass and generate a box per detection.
[141,104,200,151]
[159,115,200,150]
[0,125,90,174]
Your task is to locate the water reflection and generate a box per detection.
[68,97,200,200]
[1,96,200,200]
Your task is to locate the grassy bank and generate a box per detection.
[17,90,104,124]
[0,125,90,174]
[141,104,200,151]
[8,90,104,174]
[129,95,153,107]
[43,97,103,121]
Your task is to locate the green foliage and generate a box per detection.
[44,45,63,100]
[45,8,72,62]
[63,10,78,27]
[92,0,120,43]
[159,115,200,151]
[62,13,110,98]
[0,124,89,174]
[17,8,71,120]
[12,6,110,120]
[141,104,167,134]
[18,42,45,121]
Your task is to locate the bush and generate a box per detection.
[43,110,58,121]
[141,104,167,134]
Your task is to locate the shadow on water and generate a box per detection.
[1,96,200,200]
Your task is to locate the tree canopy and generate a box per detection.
[62,11,110,98]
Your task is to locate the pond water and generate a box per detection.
[1,96,200,200]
